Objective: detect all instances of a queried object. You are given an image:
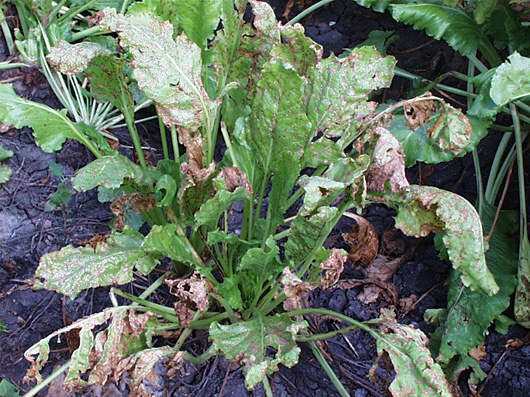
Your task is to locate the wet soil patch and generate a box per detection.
[1,1,529,396]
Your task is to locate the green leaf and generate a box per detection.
[426,204,518,362]
[389,3,498,61]
[173,0,221,53]
[490,52,530,106]
[47,40,111,74]
[155,174,177,207]
[99,8,213,129]
[195,186,250,230]
[0,144,13,185]
[395,185,498,295]
[217,276,244,311]
[376,309,451,396]
[487,3,530,54]
[0,380,20,397]
[73,154,144,191]
[34,228,158,298]
[238,236,281,277]
[141,224,197,268]
[285,206,338,266]
[0,84,100,155]
[210,315,307,390]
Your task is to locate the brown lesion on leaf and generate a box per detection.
[365,127,409,194]
[77,233,110,252]
[110,193,155,231]
[404,95,436,130]
[218,166,253,195]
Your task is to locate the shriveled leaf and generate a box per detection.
[343,213,379,266]
[210,315,307,390]
[100,8,213,128]
[25,306,131,382]
[47,40,111,74]
[0,84,100,154]
[285,206,338,266]
[490,52,530,106]
[166,272,210,327]
[395,185,498,295]
[141,224,197,268]
[376,309,451,397]
[426,204,518,362]
[73,154,144,191]
[34,228,158,298]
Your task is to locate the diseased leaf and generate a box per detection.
[285,206,338,266]
[366,127,409,193]
[376,309,451,397]
[238,236,282,279]
[427,205,518,361]
[84,55,134,113]
[210,315,307,390]
[99,8,213,128]
[298,176,345,216]
[73,154,144,191]
[395,185,498,295]
[307,46,395,145]
[248,60,312,224]
[490,52,530,106]
[34,228,158,298]
[47,40,111,74]
[390,98,484,167]
[0,84,100,155]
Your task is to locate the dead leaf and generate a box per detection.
[404,95,436,130]
[218,166,253,195]
[469,344,486,361]
[281,268,315,311]
[166,272,210,327]
[0,122,13,134]
[342,213,378,266]
[357,255,403,304]
[319,248,346,289]
[366,127,409,194]
[398,295,417,313]
[166,351,186,378]
[380,229,407,257]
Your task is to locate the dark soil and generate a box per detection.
[1,1,529,396]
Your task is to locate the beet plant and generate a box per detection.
[0,1,507,395]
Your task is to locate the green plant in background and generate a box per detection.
[44,161,73,211]
[0,1,513,396]
[0,143,13,185]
